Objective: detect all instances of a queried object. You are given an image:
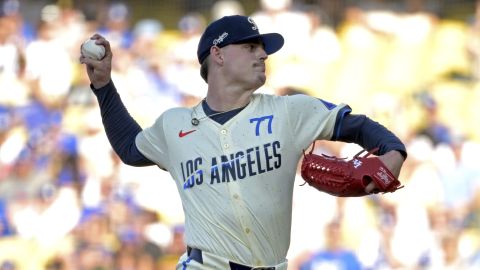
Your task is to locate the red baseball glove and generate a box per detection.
[300,144,403,197]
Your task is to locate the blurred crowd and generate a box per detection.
[1,0,480,269]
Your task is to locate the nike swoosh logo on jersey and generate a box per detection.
[179,129,197,138]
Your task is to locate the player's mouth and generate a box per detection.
[254,63,265,72]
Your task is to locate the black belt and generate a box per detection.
[187,246,203,264]
[187,246,275,270]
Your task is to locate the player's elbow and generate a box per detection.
[118,154,154,167]
[114,144,155,167]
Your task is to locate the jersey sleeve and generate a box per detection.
[336,114,407,159]
[283,94,351,150]
[135,113,170,170]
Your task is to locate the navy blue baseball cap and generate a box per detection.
[197,15,284,64]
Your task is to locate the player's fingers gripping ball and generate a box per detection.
[300,143,403,197]
[81,39,106,60]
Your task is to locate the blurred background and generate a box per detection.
[0,0,480,269]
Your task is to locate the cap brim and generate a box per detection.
[235,33,284,55]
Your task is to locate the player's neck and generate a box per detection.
[206,85,254,111]
[204,94,252,112]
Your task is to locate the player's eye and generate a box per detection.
[244,44,255,51]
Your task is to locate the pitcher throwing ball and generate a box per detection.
[80,15,406,270]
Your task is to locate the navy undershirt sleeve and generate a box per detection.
[91,81,154,166]
[333,113,407,159]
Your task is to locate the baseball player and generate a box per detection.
[80,15,406,270]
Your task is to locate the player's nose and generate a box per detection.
[258,46,268,61]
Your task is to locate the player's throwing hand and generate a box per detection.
[79,34,112,89]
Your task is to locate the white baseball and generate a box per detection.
[81,39,105,60]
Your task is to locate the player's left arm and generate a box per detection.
[333,113,407,179]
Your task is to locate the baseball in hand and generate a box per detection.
[81,39,105,60]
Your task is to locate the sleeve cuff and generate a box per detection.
[90,80,114,93]
[396,149,408,160]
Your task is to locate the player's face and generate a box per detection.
[221,41,268,89]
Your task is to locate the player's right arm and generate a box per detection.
[80,34,154,167]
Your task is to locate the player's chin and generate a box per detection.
[246,73,266,89]
[256,73,267,85]
[251,78,266,90]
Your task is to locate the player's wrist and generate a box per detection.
[387,150,406,162]
[91,79,112,90]
[90,79,113,91]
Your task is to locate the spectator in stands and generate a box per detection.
[299,220,362,270]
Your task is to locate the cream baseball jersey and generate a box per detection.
[135,93,349,266]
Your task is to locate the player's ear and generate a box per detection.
[210,46,223,64]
